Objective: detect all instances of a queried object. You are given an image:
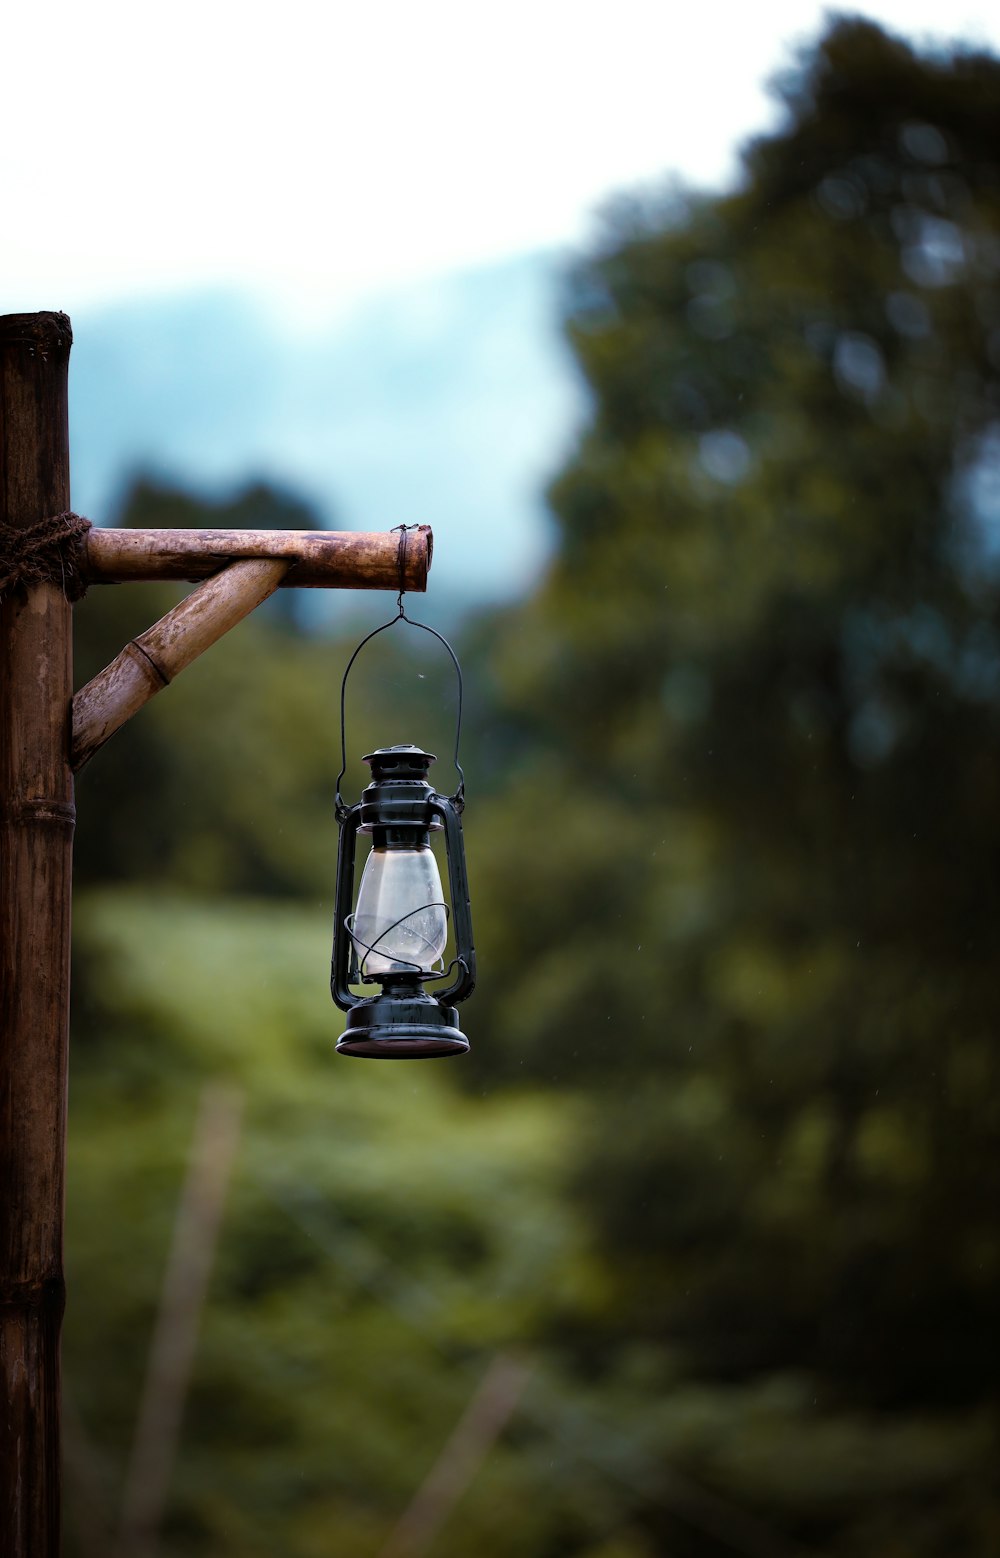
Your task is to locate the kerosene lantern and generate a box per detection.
[331,744,474,1056]
[330,564,475,1057]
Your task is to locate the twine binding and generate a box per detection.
[0,512,92,601]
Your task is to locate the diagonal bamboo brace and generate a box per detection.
[71,557,289,771]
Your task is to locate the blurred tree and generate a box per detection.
[468,16,1000,1554]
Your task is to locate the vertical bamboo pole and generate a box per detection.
[117,1084,244,1558]
[377,1353,532,1558]
[0,310,74,1558]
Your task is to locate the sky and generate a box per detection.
[3,2,1000,602]
[68,259,581,603]
[5,0,1000,324]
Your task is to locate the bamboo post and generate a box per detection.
[0,311,75,1558]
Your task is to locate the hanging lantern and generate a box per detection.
[331,541,475,1057]
[332,743,474,1056]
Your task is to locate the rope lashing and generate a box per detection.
[0,512,92,601]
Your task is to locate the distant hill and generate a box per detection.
[69,253,586,602]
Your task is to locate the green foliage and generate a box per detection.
[467,13,1000,1551]
[68,891,592,1557]
[66,17,1000,1557]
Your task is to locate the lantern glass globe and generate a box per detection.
[352,842,448,976]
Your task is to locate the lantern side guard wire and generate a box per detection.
[334,525,465,821]
[345,900,456,981]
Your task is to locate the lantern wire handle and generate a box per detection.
[334,525,465,819]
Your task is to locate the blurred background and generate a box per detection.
[4,4,1000,1554]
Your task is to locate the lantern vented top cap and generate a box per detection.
[363,744,436,782]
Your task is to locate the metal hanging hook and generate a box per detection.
[394,522,409,616]
[334,525,465,818]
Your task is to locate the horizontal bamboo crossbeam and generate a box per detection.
[72,558,289,771]
[83,525,432,590]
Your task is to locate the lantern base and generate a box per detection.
[336,986,469,1059]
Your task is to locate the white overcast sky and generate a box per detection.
[3,1,999,324]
